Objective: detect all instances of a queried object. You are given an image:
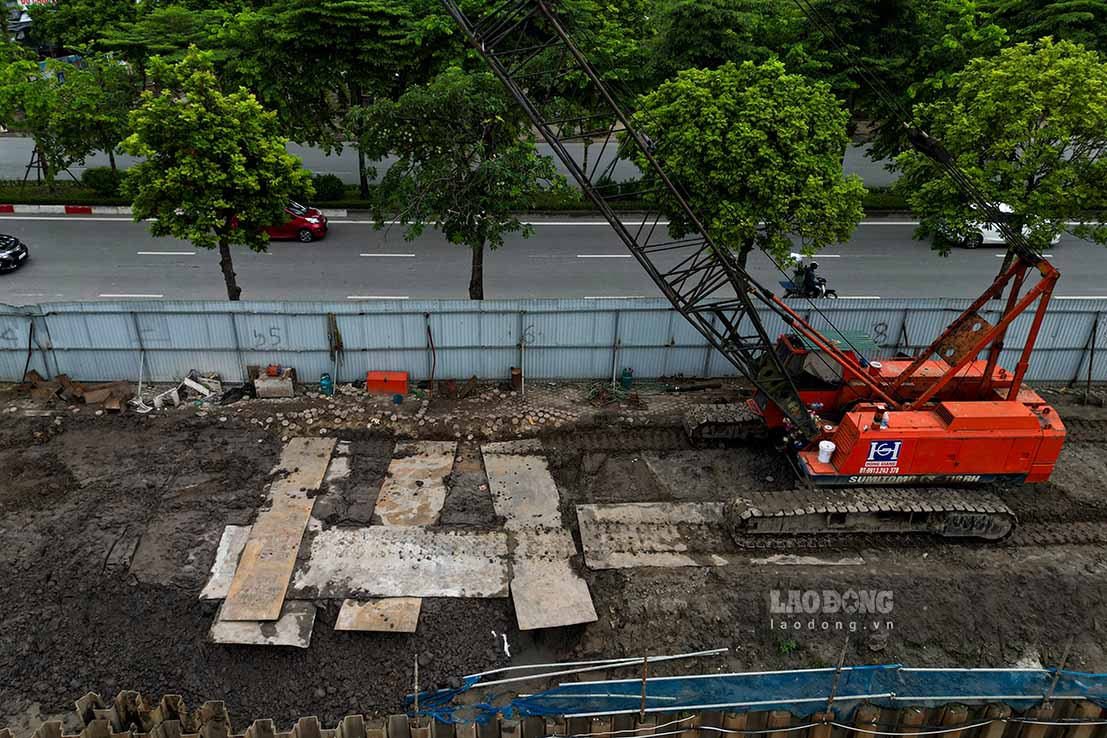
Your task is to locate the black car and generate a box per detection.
[0,234,29,272]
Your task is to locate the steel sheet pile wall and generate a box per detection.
[0,298,1103,384]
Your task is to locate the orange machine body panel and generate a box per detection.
[795,401,1065,486]
[366,371,409,396]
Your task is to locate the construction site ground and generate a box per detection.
[3,379,1107,735]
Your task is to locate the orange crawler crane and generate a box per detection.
[443,0,1065,539]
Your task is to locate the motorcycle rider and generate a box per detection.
[803,261,820,296]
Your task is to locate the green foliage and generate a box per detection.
[222,0,422,147]
[0,60,69,188]
[27,0,138,50]
[984,0,1107,52]
[312,174,347,202]
[796,0,1007,157]
[778,638,799,655]
[121,47,312,300]
[51,55,140,170]
[351,66,564,299]
[98,7,231,67]
[651,0,805,80]
[628,61,865,267]
[81,167,123,197]
[895,38,1107,255]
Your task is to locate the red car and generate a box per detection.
[263,201,328,243]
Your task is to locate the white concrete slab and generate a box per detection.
[336,598,422,632]
[750,554,866,566]
[481,452,562,529]
[374,441,456,526]
[511,529,597,630]
[199,525,252,600]
[576,502,736,570]
[292,527,510,598]
[210,600,316,648]
[480,439,543,455]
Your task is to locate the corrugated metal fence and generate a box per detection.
[0,297,1103,384]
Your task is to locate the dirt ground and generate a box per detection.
[3,381,1107,733]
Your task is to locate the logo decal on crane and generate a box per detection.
[862,440,902,474]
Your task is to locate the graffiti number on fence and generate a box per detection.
[253,326,282,348]
[521,324,536,345]
[872,321,889,347]
[0,327,15,342]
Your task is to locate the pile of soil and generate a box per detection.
[3,383,1107,733]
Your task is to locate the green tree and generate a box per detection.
[795,0,1006,157]
[98,6,230,69]
[121,48,312,300]
[52,55,140,172]
[895,38,1107,263]
[0,59,70,189]
[222,0,421,194]
[351,67,563,299]
[27,0,137,50]
[628,60,865,268]
[984,0,1107,52]
[651,0,804,81]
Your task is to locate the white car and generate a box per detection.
[938,203,1062,249]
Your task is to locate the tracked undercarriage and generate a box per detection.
[724,486,1016,541]
[682,405,1019,542]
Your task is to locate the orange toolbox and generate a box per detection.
[366,371,408,396]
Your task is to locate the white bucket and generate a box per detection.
[818,440,836,464]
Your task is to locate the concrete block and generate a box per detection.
[255,376,295,399]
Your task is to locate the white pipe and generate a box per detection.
[472,648,729,689]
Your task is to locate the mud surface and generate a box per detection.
[3,383,1107,732]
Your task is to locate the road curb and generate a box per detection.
[0,205,350,217]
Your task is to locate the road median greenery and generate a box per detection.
[0,181,917,214]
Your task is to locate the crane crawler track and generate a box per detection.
[726,486,1016,541]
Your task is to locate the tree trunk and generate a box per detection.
[107,148,117,174]
[218,239,242,301]
[737,244,751,271]
[357,146,370,200]
[468,241,485,300]
[996,247,1015,278]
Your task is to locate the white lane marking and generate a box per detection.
[347,295,410,300]
[996,253,1053,258]
[0,216,134,221]
[1055,296,1106,300]
[583,295,647,299]
[359,253,415,257]
[837,296,882,299]
[577,254,632,258]
[137,251,195,255]
[99,293,163,298]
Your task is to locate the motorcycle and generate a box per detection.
[780,276,838,299]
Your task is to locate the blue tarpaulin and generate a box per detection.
[409,665,1107,724]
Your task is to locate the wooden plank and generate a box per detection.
[222,438,336,621]
[335,598,422,633]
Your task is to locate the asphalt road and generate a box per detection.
[0,214,1101,303]
[0,136,900,188]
